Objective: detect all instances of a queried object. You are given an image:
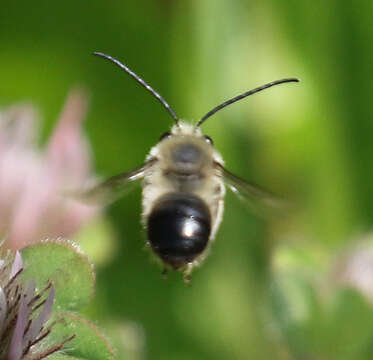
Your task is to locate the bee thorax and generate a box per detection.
[172,143,201,164]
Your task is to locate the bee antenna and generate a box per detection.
[196,78,300,127]
[93,52,180,125]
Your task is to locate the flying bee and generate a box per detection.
[86,51,299,281]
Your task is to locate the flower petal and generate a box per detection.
[0,287,7,334]
[8,290,30,360]
[27,286,55,343]
[10,251,23,279]
[0,104,39,149]
[47,88,91,186]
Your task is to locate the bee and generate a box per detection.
[87,52,299,281]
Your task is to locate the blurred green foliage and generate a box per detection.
[1,0,373,359]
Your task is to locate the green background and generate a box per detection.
[1,1,373,359]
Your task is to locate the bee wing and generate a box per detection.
[216,163,290,217]
[76,159,156,205]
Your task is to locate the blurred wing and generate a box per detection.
[76,159,156,205]
[216,163,290,217]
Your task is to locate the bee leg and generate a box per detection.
[183,274,192,285]
[183,263,194,285]
[161,267,168,280]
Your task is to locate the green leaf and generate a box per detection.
[21,239,95,311]
[48,355,85,360]
[323,289,373,360]
[49,312,115,360]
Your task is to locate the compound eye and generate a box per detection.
[159,131,172,141]
[204,135,214,146]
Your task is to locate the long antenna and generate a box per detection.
[93,52,179,125]
[196,78,299,127]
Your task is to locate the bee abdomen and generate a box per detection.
[147,193,211,269]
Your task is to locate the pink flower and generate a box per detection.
[0,89,99,250]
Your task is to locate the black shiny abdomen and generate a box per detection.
[147,193,211,269]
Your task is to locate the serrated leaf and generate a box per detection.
[49,312,115,360]
[21,239,95,311]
